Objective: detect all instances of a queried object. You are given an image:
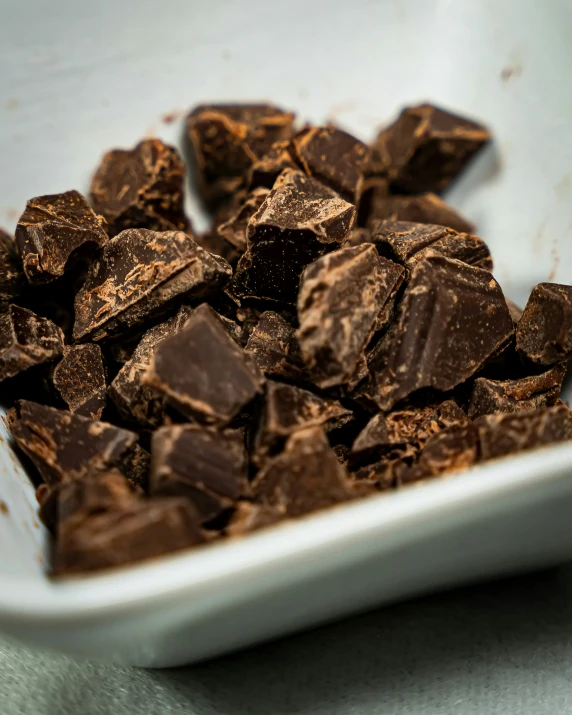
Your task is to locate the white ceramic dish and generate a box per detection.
[0,0,571,667]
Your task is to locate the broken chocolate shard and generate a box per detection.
[364,255,513,410]
[52,344,107,419]
[151,423,249,523]
[373,103,490,194]
[0,228,24,306]
[144,303,264,425]
[468,364,566,418]
[0,305,64,382]
[15,190,108,283]
[89,138,190,237]
[367,193,475,234]
[248,139,299,190]
[8,400,138,485]
[119,443,151,491]
[371,220,492,270]
[516,282,572,365]
[217,187,269,253]
[73,229,231,342]
[297,244,404,387]
[232,170,355,304]
[352,458,401,490]
[476,405,572,461]
[226,501,284,536]
[245,311,308,383]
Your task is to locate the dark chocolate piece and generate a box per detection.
[400,424,478,483]
[248,140,299,190]
[73,229,231,342]
[119,444,151,491]
[89,138,189,237]
[363,255,513,410]
[151,424,249,523]
[373,104,490,194]
[252,426,351,517]
[8,400,138,485]
[0,228,24,306]
[186,104,295,207]
[217,188,270,253]
[476,405,572,461]
[227,501,284,536]
[344,227,372,247]
[367,193,474,233]
[245,311,308,382]
[144,303,264,424]
[232,170,355,304]
[0,305,64,382]
[15,190,107,283]
[110,306,193,427]
[52,344,107,419]
[516,283,572,364]
[353,458,401,490]
[506,298,523,325]
[371,220,492,270]
[297,244,404,387]
[356,176,389,227]
[468,365,566,418]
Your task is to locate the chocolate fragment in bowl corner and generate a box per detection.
[352,457,402,490]
[297,244,405,388]
[8,400,138,485]
[245,311,308,383]
[0,228,25,307]
[73,229,231,342]
[186,104,295,209]
[0,305,64,382]
[373,103,490,194]
[248,139,299,190]
[217,187,270,254]
[367,193,475,234]
[52,344,107,420]
[144,303,265,425]
[226,501,285,537]
[89,138,190,237]
[516,283,572,365]
[15,190,108,283]
[231,170,355,305]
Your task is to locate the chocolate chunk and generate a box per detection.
[252,427,351,517]
[364,255,513,410]
[119,443,151,491]
[227,501,284,536]
[53,496,203,575]
[232,170,355,304]
[151,424,249,522]
[186,104,295,208]
[15,190,107,283]
[353,458,401,490]
[400,424,478,483]
[110,306,193,427]
[371,220,492,270]
[195,229,240,265]
[468,364,566,418]
[506,298,523,325]
[367,193,474,234]
[0,228,24,306]
[516,283,572,364]
[216,187,270,253]
[144,303,264,424]
[373,104,490,194]
[297,244,405,387]
[292,126,370,203]
[8,400,138,484]
[344,227,373,248]
[248,140,299,190]
[52,344,107,419]
[0,305,64,382]
[73,229,231,342]
[89,138,190,237]
[356,176,390,227]
[476,405,572,461]
[245,311,308,382]
[253,381,353,462]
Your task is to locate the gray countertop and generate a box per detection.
[3,566,572,714]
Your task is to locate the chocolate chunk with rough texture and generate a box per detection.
[253,381,353,462]
[400,424,479,483]
[53,496,203,575]
[52,344,107,419]
[0,228,24,306]
[297,244,404,387]
[232,170,355,304]
[15,190,107,283]
[245,311,308,383]
[367,193,474,234]
[292,126,370,203]
[227,501,284,536]
[8,400,138,485]
[476,405,572,461]
[119,444,151,491]
[217,187,269,253]
[372,220,492,271]
[144,303,264,424]
[186,104,295,208]
[248,140,299,190]
[89,139,189,237]
[73,229,231,342]
[373,104,490,194]
[252,427,351,517]
[0,305,64,382]
[151,424,249,523]
[364,255,513,410]
[468,365,566,418]
[353,458,402,490]
[110,306,193,427]
[516,283,572,365]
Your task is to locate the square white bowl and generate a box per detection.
[0,0,571,666]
